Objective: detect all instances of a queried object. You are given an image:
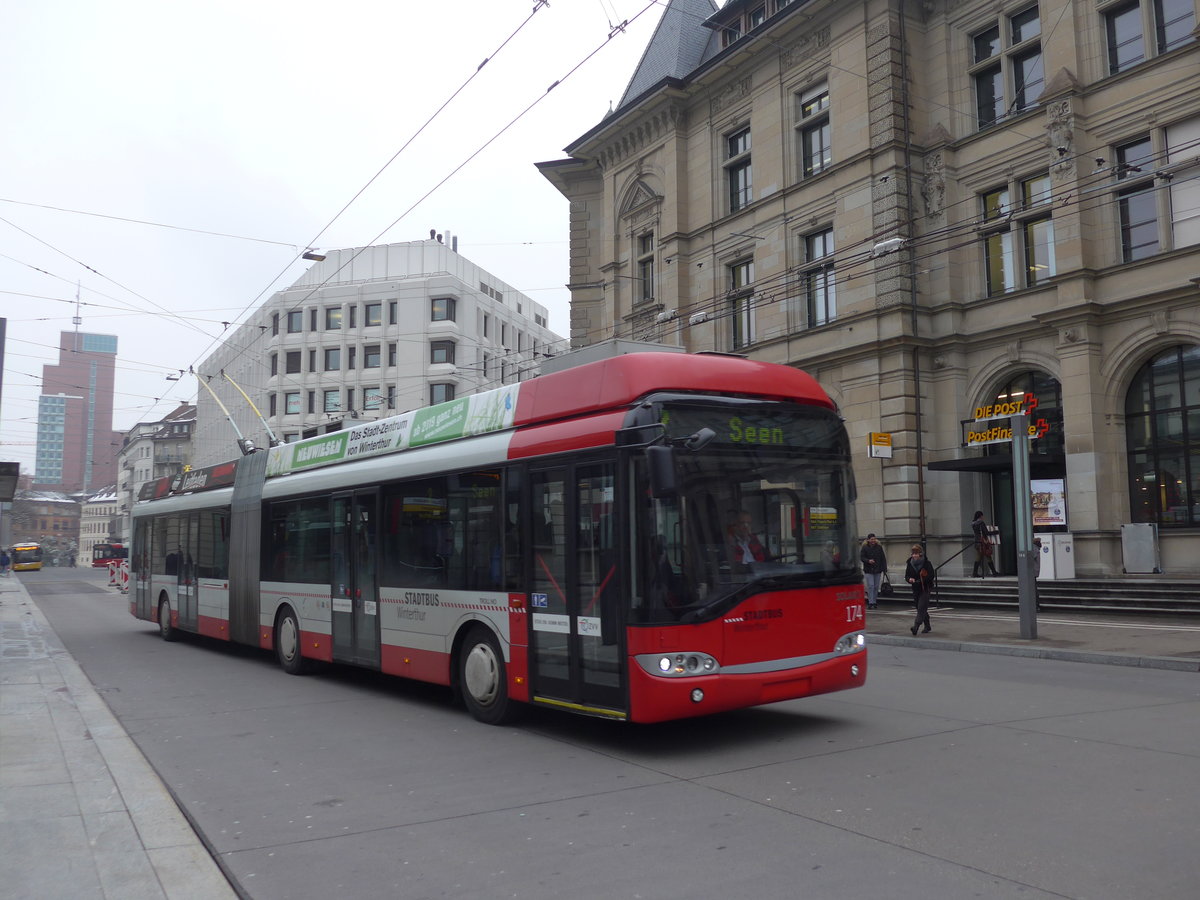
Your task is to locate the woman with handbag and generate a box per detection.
[971,510,999,578]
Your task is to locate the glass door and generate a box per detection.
[994,471,1013,576]
[134,520,152,619]
[331,491,380,667]
[528,462,625,715]
[178,513,198,630]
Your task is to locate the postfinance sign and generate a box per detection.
[964,392,1050,447]
[965,420,1050,446]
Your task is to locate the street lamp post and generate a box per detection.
[1011,413,1038,639]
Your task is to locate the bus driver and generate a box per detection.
[728,510,768,567]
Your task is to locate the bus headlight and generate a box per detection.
[641,652,721,677]
[834,632,866,655]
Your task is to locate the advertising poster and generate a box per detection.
[1031,478,1067,526]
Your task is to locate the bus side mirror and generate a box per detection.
[684,427,716,451]
[646,445,677,498]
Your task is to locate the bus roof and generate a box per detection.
[140,352,833,497]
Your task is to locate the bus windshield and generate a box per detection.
[634,401,857,624]
[13,545,41,562]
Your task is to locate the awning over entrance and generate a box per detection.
[927,452,1064,478]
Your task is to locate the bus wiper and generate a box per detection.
[677,571,819,624]
[678,583,755,623]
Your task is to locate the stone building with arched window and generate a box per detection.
[538,0,1200,576]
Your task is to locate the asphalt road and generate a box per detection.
[26,567,1200,900]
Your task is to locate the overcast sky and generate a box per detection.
[0,0,670,477]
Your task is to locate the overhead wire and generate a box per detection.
[187,0,562,383]
[0,216,220,340]
[0,198,299,248]
[13,2,1193,449]
[593,147,1200,346]
[186,1,663,425]
[630,169,1199,346]
[255,122,1200,412]
[1,0,578,447]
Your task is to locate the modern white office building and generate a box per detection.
[192,238,566,468]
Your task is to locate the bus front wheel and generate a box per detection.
[459,626,516,725]
[275,606,310,675]
[158,598,177,642]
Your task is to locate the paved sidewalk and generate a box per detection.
[867,599,1200,671]
[0,574,238,900]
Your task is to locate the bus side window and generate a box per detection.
[380,478,450,587]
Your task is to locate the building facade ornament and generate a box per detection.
[923,151,946,223]
[709,77,753,116]
[1047,98,1075,181]
[620,180,661,218]
[595,104,684,171]
[779,26,831,69]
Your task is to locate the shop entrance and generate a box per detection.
[931,371,1065,575]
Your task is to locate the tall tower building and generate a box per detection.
[34,331,121,493]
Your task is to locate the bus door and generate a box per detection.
[134,520,152,619]
[528,462,624,715]
[177,513,199,631]
[331,491,380,668]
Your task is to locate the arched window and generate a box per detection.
[1125,345,1200,527]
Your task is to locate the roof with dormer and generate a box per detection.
[616,0,720,111]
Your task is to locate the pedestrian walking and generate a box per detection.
[971,510,999,578]
[860,533,886,609]
[905,544,935,634]
[0,549,9,576]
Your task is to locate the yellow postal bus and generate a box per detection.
[11,542,44,572]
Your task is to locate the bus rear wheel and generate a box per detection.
[459,626,516,725]
[158,598,177,642]
[275,606,310,675]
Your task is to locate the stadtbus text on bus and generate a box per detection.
[92,542,129,567]
[130,351,865,724]
[11,542,43,572]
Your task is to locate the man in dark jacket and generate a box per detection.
[905,544,936,634]
[860,534,886,609]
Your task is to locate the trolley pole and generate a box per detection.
[1011,414,1038,639]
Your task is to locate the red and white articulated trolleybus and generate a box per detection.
[130,352,865,724]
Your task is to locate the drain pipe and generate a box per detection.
[899,0,929,548]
